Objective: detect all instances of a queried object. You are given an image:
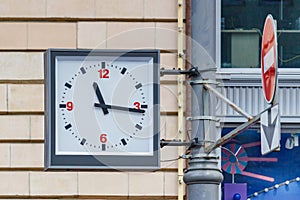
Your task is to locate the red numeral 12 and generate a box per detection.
[98,69,110,78]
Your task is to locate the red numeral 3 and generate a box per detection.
[134,102,141,110]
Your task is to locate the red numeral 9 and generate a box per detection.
[134,102,141,110]
[100,133,107,143]
[66,101,73,111]
[98,69,110,78]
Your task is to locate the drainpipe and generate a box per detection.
[177,0,185,199]
[185,1,191,199]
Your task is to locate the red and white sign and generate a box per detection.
[261,14,278,104]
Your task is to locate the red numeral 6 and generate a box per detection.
[100,133,107,143]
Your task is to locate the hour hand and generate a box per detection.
[93,82,109,115]
[94,103,145,114]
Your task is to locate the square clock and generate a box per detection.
[44,49,160,170]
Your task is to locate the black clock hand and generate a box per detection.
[93,82,109,115]
[94,103,145,113]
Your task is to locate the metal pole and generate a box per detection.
[183,0,223,199]
[204,84,253,120]
[177,1,185,199]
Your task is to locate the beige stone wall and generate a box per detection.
[0,0,182,199]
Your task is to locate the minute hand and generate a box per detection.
[94,103,145,113]
[93,82,109,115]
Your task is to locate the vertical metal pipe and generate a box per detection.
[185,0,192,140]
[185,0,192,70]
[185,2,192,199]
[183,0,223,199]
[177,0,185,199]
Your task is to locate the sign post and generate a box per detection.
[260,14,280,155]
[260,104,280,155]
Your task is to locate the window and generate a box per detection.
[222,0,245,6]
[259,0,293,5]
[221,0,300,68]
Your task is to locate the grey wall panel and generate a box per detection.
[216,84,300,123]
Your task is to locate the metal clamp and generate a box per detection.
[187,116,220,122]
[188,79,219,85]
[160,139,192,148]
[160,138,213,149]
[160,66,200,77]
[181,154,192,159]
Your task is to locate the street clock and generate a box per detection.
[44,49,160,170]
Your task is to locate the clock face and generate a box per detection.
[45,50,160,169]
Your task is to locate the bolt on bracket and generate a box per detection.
[160,66,200,77]
[187,116,220,122]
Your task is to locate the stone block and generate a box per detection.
[144,0,177,19]
[160,84,178,113]
[129,172,164,195]
[107,22,155,49]
[0,172,29,195]
[28,22,76,49]
[165,172,180,196]
[30,172,77,195]
[0,23,27,49]
[78,22,106,49]
[47,0,94,18]
[0,52,43,80]
[160,146,178,169]
[0,0,45,17]
[78,172,128,196]
[0,115,30,139]
[0,144,10,167]
[156,23,177,50]
[8,84,44,112]
[95,0,143,18]
[160,53,178,82]
[11,143,43,167]
[30,115,44,140]
[0,84,7,111]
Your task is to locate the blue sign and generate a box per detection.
[222,128,300,199]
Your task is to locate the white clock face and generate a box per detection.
[45,50,160,170]
[55,55,156,156]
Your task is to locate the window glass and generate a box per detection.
[221,0,300,68]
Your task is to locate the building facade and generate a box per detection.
[0,0,300,199]
[0,0,180,199]
[220,1,300,199]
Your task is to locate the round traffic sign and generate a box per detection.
[261,14,277,104]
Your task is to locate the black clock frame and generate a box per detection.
[44,49,160,170]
